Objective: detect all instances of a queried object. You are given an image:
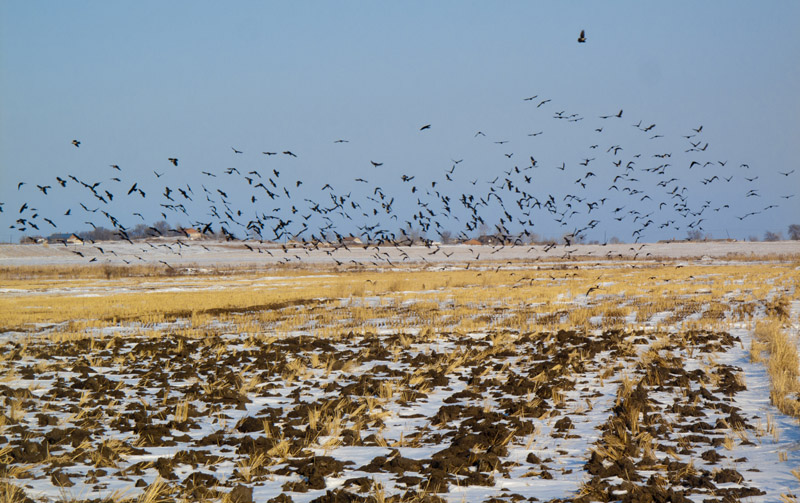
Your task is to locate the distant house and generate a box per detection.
[342,236,363,246]
[47,233,71,244]
[462,239,482,246]
[181,228,202,240]
[476,235,503,245]
[66,234,83,245]
[20,236,45,244]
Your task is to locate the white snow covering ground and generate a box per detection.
[1,245,799,502]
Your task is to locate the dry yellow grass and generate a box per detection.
[0,257,798,502]
[1,262,795,333]
[753,318,800,418]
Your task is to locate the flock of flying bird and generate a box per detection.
[3,89,796,268]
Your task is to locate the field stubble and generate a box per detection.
[0,258,799,502]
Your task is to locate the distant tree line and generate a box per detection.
[18,221,800,244]
[685,224,800,242]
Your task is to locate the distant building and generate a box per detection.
[66,234,84,245]
[181,228,202,240]
[47,233,71,244]
[342,236,363,246]
[20,236,45,244]
[476,235,503,245]
[462,239,482,246]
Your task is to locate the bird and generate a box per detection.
[168,158,178,166]
[578,30,586,43]
[600,110,622,119]
[71,140,80,147]
[8,84,791,260]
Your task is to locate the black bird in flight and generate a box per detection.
[420,124,431,131]
[578,30,586,43]
[71,140,80,147]
[232,147,243,154]
[283,151,297,157]
[600,110,623,119]
[168,158,178,166]
[370,161,383,167]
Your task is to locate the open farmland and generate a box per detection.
[1,249,799,502]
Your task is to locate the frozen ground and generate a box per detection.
[1,244,799,502]
[3,307,799,502]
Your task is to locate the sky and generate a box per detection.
[1,1,798,244]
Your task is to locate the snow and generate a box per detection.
[1,249,799,502]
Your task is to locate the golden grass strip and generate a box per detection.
[753,318,800,418]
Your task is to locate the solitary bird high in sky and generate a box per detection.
[578,30,586,43]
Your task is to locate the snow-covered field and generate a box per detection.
[1,247,798,502]
[1,240,799,268]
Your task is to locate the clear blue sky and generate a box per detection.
[1,1,798,243]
